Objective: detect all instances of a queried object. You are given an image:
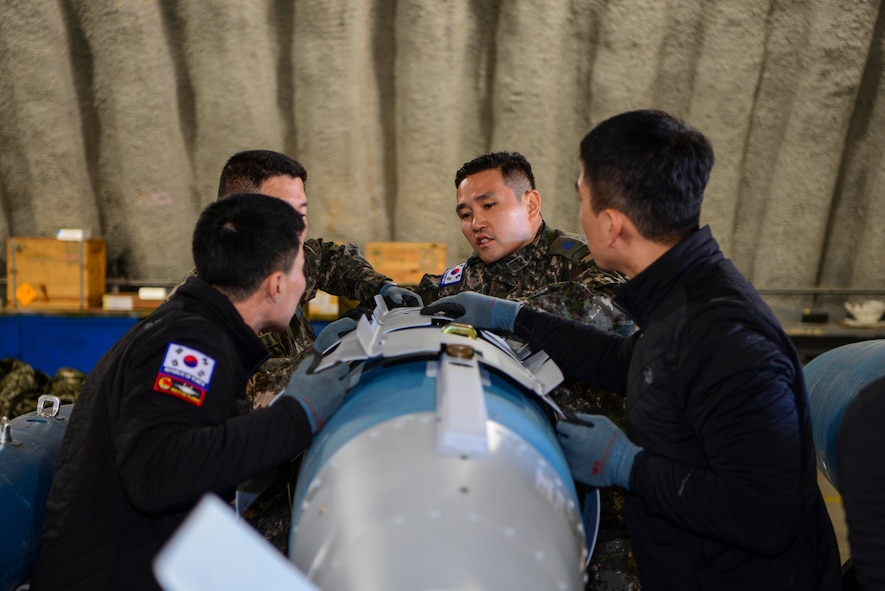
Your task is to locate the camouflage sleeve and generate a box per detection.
[519,252,633,337]
[302,238,393,307]
[570,255,627,297]
[417,273,442,305]
[520,281,625,332]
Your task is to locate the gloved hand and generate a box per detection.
[314,317,358,353]
[283,352,350,433]
[420,291,521,332]
[379,282,421,308]
[556,414,642,489]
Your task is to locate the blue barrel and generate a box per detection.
[805,339,885,490]
[0,397,73,591]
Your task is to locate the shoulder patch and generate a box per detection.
[550,236,590,261]
[153,342,217,407]
[439,263,466,287]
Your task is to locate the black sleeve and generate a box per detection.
[514,305,633,395]
[114,331,314,513]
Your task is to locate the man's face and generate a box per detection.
[456,168,540,264]
[578,171,613,271]
[259,175,308,229]
[270,239,306,332]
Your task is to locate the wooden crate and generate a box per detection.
[6,237,106,309]
[305,290,340,321]
[364,242,447,286]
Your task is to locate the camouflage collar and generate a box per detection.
[487,223,549,279]
[502,253,529,273]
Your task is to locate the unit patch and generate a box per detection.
[439,263,466,287]
[153,342,217,406]
[550,235,589,260]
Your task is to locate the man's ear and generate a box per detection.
[266,271,285,302]
[605,208,628,247]
[525,189,542,220]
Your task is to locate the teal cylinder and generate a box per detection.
[0,403,73,591]
[805,339,885,490]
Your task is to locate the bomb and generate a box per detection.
[287,298,598,590]
[805,339,885,489]
[0,395,72,591]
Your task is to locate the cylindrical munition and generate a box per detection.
[805,339,885,489]
[289,302,596,590]
[0,396,72,591]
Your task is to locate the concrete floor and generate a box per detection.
[819,470,850,564]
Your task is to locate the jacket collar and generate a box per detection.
[614,226,723,326]
[176,276,269,371]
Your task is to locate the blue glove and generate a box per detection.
[314,317,358,353]
[283,353,350,433]
[556,414,642,489]
[420,291,521,332]
[379,283,421,308]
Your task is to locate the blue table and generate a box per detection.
[1,310,333,375]
[0,311,144,374]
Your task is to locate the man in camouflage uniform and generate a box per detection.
[171,150,417,404]
[169,150,418,551]
[417,152,640,590]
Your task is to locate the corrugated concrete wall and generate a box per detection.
[1,0,883,309]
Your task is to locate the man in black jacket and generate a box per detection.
[31,194,349,591]
[838,375,885,590]
[422,110,841,590]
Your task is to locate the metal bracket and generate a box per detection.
[312,295,566,418]
[37,394,62,418]
[434,344,489,458]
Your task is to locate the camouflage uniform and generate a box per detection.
[171,236,393,553]
[171,237,393,404]
[0,358,86,418]
[419,222,640,591]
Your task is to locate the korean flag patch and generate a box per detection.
[439,263,466,287]
[153,343,217,407]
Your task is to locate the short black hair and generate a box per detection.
[454,151,536,196]
[217,150,308,199]
[192,193,305,301]
[580,110,714,244]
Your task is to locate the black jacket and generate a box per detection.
[31,277,313,591]
[838,376,885,590]
[515,227,841,590]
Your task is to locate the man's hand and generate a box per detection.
[379,283,421,308]
[314,317,358,353]
[556,414,642,489]
[282,353,349,433]
[420,292,521,332]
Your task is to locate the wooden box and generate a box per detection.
[6,237,106,309]
[364,242,447,286]
[305,290,340,321]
